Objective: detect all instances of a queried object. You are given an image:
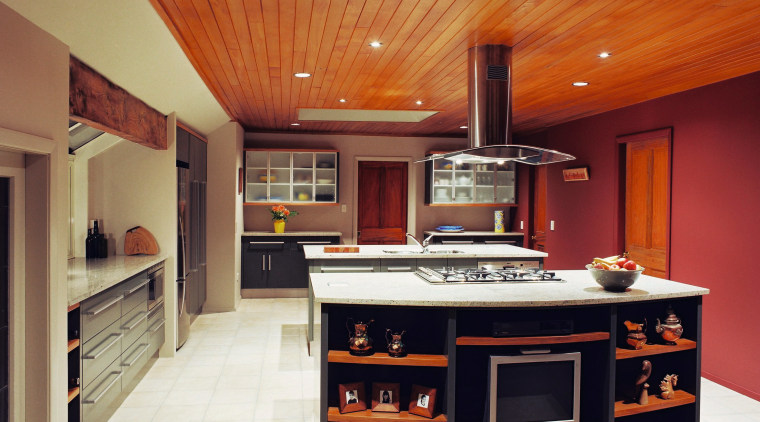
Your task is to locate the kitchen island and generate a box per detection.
[304,244,548,343]
[311,271,708,422]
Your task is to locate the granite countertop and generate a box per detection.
[423,231,525,237]
[242,231,342,237]
[68,254,167,306]
[310,270,709,307]
[303,244,547,259]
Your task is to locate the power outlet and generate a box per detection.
[550,220,555,231]
[341,204,347,213]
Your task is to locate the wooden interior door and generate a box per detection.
[531,166,547,251]
[623,130,671,278]
[357,161,408,245]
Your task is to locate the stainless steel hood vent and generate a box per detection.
[417,45,575,165]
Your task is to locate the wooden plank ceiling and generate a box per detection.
[149,0,760,137]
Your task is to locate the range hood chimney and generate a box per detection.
[418,45,575,165]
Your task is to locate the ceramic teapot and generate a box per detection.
[385,329,407,357]
[347,318,374,356]
[655,305,683,345]
[623,318,648,350]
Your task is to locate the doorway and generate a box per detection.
[618,129,672,278]
[356,161,408,245]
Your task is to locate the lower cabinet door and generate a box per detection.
[82,358,123,422]
[242,249,267,288]
[268,248,301,288]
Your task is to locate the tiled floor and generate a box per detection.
[110,298,760,422]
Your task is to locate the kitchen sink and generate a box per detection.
[382,250,420,254]
[427,249,465,254]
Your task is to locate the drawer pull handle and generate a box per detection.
[83,333,123,360]
[320,266,374,273]
[442,240,474,244]
[83,371,123,404]
[484,240,516,244]
[121,344,149,367]
[297,241,331,245]
[249,241,285,245]
[84,295,123,316]
[387,266,413,272]
[149,318,166,333]
[124,278,150,295]
[148,304,164,319]
[122,312,148,331]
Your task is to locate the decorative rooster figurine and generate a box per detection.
[660,374,678,400]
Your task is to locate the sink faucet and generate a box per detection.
[406,233,435,253]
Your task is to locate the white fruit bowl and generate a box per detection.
[586,264,644,292]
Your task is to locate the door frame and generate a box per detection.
[352,156,416,245]
[615,127,673,276]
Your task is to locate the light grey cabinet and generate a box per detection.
[425,156,516,205]
[244,149,339,203]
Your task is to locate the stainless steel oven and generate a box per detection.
[147,262,164,309]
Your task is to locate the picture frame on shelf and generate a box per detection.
[408,384,437,418]
[371,382,400,413]
[338,382,366,414]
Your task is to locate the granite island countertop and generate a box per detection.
[310,270,708,307]
[242,231,342,237]
[423,230,525,237]
[303,244,547,259]
[68,254,167,306]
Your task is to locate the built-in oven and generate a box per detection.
[147,262,165,310]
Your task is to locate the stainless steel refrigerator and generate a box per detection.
[177,162,191,349]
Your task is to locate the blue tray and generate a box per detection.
[436,225,463,232]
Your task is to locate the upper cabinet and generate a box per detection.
[425,153,516,205]
[245,149,339,204]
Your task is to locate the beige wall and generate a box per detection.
[86,115,178,355]
[0,3,70,421]
[244,133,515,243]
[206,121,244,312]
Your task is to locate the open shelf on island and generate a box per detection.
[68,387,80,403]
[327,408,447,421]
[456,332,610,346]
[614,390,695,417]
[327,350,448,367]
[67,338,80,353]
[616,339,697,360]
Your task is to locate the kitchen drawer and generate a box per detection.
[121,333,150,392]
[82,318,122,390]
[81,289,123,343]
[380,258,417,272]
[121,304,148,351]
[82,357,123,422]
[147,301,164,329]
[147,303,166,357]
[245,238,286,251]
[121,273,149,315]
[315,259,380,273]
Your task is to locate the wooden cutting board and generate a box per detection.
[124,226,159,255]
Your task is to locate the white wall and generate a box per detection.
[206,121,244,312]
[87,115,178,355]
[0,3,69,420]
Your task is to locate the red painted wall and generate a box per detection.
[517,71,760,399]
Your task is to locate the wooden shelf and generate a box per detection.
[456,331,610,346]
[614,390,695,417]
[328,350,448,367]
[67,387,80,403]
[67,339,80,353]
[616,339,697,360]
[67,302,80,312]
[327,408,447,421]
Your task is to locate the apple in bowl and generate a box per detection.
[587,255,644,291]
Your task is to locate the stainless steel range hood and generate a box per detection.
[418,45,575,165]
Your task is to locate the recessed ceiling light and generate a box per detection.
[572,81,589,87]
[416,100,423,105]
[369,41,383,48]
[460,125,468,129]
[598,52,611,58]
[339,99,347,103]
[290,123,300,126]
[293,72,312,78]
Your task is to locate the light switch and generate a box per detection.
[550,220,555,231]
[341,204,347,213]
[520,220,524,230]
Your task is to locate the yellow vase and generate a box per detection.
[274,220,285,233]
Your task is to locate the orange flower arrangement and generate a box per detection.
[270,204,298,222]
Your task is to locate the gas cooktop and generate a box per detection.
[415,266,565,284]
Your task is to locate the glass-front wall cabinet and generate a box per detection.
[426,155,516,205]
[245,150,338,204]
